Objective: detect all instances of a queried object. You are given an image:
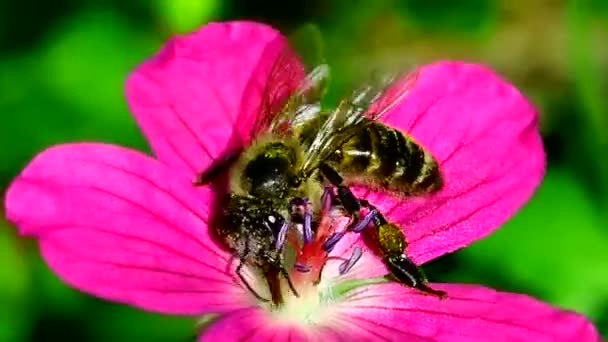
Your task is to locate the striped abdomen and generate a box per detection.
[327,122,442,196]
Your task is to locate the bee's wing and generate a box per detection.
[299,69,419,176]
[360,69,419,121]
[196,45,309,185]
[239,45,330,142]
[238,45,304,142]
[268,63,330,136]
[299,98,369,176]
[197,30,328,185]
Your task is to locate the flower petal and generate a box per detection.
[199,307,351,342]
[4,143,250,315]
[356,62,545,264]
[198,308,308,342]
[126,21,303,176]
[333,283,599,341]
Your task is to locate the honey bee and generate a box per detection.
[196,45,445,305]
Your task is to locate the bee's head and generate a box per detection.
[244,142,298,199]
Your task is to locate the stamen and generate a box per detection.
[339,247,363,275]
[321,186,333,212]
[294,262,312,273]
[289,196,313,244]
[348,209,377,232]
[275,221,288,250]
[322,231,345,252]
[289,197,308,207]
[303,211,313,244]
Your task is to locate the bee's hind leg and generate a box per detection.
[385,255,446,298]
[356,199,446,298]
[280,265,300,298]
[318,163,378,233]
[318,163,379,251]
[318,163,360,219]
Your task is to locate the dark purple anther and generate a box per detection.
[339,247,363,275]
[303,211,313,244]
[349,209,377,233]
[322,231,345,252]
[321,186,333,212]
[275,221,288,250]
[295,262,311,273]
[290,197,308,207]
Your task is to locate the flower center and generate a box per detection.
[233,187,385,327]
[253,207,366,325]
[266,282,337,326]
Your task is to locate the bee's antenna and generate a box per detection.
[236,260,271,302]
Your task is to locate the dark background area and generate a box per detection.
[1,0,607,340]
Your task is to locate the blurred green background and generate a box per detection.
[1,0,607,340]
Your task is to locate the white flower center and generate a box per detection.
[266,282,338,326]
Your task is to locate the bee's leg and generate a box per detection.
[317,163,440,296]
[385,255,446,298]
[236,259,270,302]
[280,265,300,298]
[348,206,378,232]
[318,163,368,251]
[319,163,378,232]
[319,163,360,217]
[357,199,446,298]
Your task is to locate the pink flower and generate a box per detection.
[4,21,600,341]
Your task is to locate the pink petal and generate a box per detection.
[126,21,303,176]
[356,62,545,264]
[4,143,249,315]
[198,308,313,342]
[199,308,352,342]
[334,283,600,341]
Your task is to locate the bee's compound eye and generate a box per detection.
[263,212,285,229]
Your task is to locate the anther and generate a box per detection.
[295,262,312,273]
[348,209,377,233]
[339,247,363,275]
[289,197,308,207]
[322,231,345,252]
[275,221,288,250]
[303,211,313,244]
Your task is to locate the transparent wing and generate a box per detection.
[243,48,330,141]
[244,23,328,141]
[300,99,369,176]
[245,45,306,140]
[364,70,419,120]
[196,44,306,185]
[196,29,329,185]
[268,63,330,136]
